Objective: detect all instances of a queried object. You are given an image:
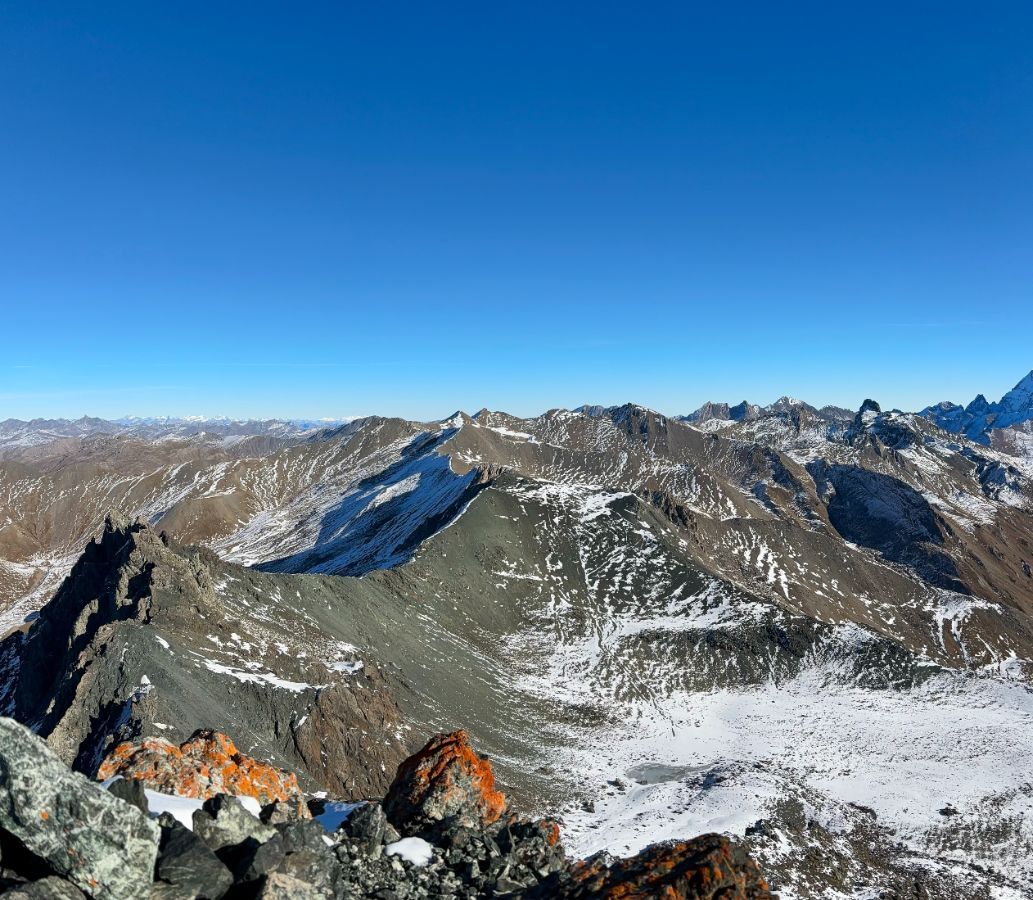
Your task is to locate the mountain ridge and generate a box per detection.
[3,372,1033,895]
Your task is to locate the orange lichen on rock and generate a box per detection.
[564,834,773,899]
[383,730,507,837]
[97,729,308,812]
[542,818,562,847]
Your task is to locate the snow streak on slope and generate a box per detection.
[222,425,482,575]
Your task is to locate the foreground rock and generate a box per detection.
[0,719,771,899]
[383,730,507,839]
[97,730,308,815]
[541,834,773,898]
[0,718,158,900]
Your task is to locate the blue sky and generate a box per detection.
[1,2,1031,421]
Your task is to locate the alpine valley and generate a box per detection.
[3,371,1033,898]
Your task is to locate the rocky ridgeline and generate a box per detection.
[0,719,773,899]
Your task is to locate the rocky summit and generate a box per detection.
[0,717,771,899]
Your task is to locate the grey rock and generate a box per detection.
[147,884,195,900]
[260,801,303,826]
[154,814,233,899]
[255,872,328,899]
[192,794,276,852]
[341,802,388,848]
[229,832,286,883]
[0,717,159,900]
[275,847,341,896]
[106,778,149,816]
[3,877,89,899]
[276,820,330,855]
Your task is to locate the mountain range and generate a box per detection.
[2,371,1033,897]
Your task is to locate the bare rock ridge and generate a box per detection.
[0,717,772,899]
[0,515,411,797]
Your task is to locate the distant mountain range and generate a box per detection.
[0,415,354,453]
[681,370,1033,444]
[919,371,1033,443]
[1,370,1033,896]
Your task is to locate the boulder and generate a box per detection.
[0,718,159,900]
[383,730,506,840]
[106,778,149,816]
[254,872,326,899]
[3,877,88,899]
[154,814,233,899]
[340,802,390,850]
[97,731,307,815]
[275,820,330,856]
[230,833,285,883]
[543,833,774,899]
[192,795,277,853]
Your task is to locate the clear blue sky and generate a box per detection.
[1,2,1031,421]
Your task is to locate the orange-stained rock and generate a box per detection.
[97,729,308,814]
[551,834,774,899]
[382,730,507,839]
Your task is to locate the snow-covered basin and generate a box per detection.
[559,666,1033,880]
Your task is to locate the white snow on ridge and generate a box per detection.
[363,473,421,513]
[203,659,320,693]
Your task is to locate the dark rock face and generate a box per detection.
[808,461,966,591]
[0,718,158,900]
[154,814,234,899]
[340,802,394,851]
[192,795,277,852]
[105,777,149,816]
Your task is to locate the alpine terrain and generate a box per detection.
[3,371,1033,898]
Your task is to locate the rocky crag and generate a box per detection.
[0,717,772,899]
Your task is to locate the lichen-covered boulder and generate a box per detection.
[96,730,307,815]
[0,718,159,900]
[551,833,774,899]
[383,730,506,840]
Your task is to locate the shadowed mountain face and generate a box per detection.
[2,397,1033,896]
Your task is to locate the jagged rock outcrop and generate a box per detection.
[920,370,1033,442]
[0,516,411,796]
[540,834,773,898]
[97,731,308,814]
